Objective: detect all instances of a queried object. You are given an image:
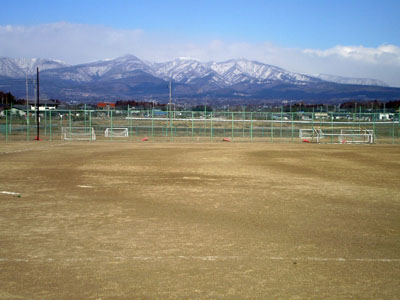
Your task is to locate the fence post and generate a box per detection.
[312,111,314,141]
[49,110,52,141]
[9,104,12,135]
[330,113,334,143]
[398,111,400,142]
[231,112,234,141]
[392,120,395,144]
[5,110,8,141]
[242,110,245,138]
[151,109,154,139]
[211,111,213,141]
[69,110,72,140]
[26,108,30,141]
[191,111,194,141]
[110,109,113,141]
[280,106,283,139]
[171,109,174,142]
[84,104,87,129]
[373,113,376,141]
[291,112,294,143]
[89,111,92,141]
[44,107,47,136]
[271,113,274,142]
[250,112,253,142]
[129,109,133,140]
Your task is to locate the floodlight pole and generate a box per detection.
[36,67,40,140]
[26,74,30,140]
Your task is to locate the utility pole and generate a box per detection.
[35,67,40,140]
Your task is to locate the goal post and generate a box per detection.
[104,127,129,138]
[61,127,96,141]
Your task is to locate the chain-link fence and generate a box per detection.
[1,109,399,144]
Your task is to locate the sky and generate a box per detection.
[1,0,400,86]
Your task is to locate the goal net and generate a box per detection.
[338,129,374,144]
[61,127,96,141]
[104,127,129,138]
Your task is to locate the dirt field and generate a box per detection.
[0,141,399,299]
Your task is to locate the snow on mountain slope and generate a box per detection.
[1,55,388,90]
[209,59,319,85]
[0,57,69,78]
[152,58,214,82]
[312,73,388,87]
[42,54,154,82]
[151,57,320,87]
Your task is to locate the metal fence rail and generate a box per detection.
[1,109,399,143]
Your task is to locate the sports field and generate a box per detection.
[0,141,399,299]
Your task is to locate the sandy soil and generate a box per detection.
[0,141,399,299]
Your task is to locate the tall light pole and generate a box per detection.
[25,73,29,111]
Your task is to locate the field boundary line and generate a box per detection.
[1,255,399,263]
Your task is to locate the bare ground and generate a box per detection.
[0,141,399,299]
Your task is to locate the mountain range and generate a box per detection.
[0,55,399,105]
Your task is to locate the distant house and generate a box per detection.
[379,113,393,120]
[314,112,328,120]
[97,102,115,110]
[27,99,59,111]
[153,109,167,116]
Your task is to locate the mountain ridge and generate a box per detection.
[0,55,398,104]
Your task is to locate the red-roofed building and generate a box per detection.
[97,102,116,110]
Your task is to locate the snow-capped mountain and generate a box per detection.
[0,57,69,78]
[150,57,321,87]
[42,54,153,82]
[1,55,399,103]
[0,55,384,88]
[311,73,388,87]
[151,58,216,83]
[209,59,319,85]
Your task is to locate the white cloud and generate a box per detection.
[303,44,400,65]
[1,22,400,87]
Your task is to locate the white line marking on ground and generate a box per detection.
[77,185,94,188]
[0,191,20,196]
[0,142,70,155]
[0,256,399,263]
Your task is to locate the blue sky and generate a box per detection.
[3,0,400,48]
[1,0,400,86]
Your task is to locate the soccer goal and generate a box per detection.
[299,127,374,144]
[338,129,374,144]
[299,128,324,143]
[61,127,96,141]
[104,127,129,138]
